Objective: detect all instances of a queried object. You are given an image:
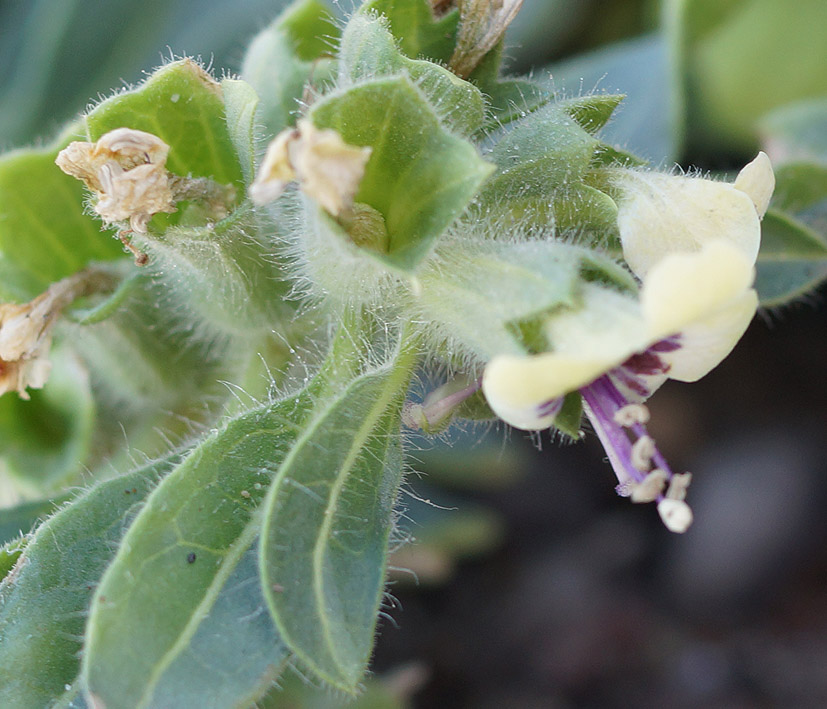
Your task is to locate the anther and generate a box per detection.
[631,435,656,471]
[613,403,651,427]
[665,472,692,501]
[657,499,693,533]
[629,468,668,503]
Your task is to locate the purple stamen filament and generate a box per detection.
[580,374,676,497]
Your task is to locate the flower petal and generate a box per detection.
[641,241,758,381]
[484,285,647,430]
[483,351,609,430]
[733,151,775,218]
[616,168,762,278]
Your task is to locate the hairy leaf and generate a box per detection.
[0,457,178,709]
[360,0,460,63]
[309,76,494,271]
[241,0,338,137]
[84,58,243,189]
[260,353,416,691]
[470,42,553,129]
[82,396,310,708]
[340,13,485,136]
[0,130,124,301]
[0,495,70,547]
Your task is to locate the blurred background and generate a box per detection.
[2,0,826,706]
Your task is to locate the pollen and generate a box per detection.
[613,403,651,427]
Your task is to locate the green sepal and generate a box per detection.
[469,42,552,129]
[339,13,485,136]
[0,456,179,709]
[455,388,497,422]
[134,204,291,334]
[241,0,339,137]
[558,93,625,135]
[476,101,602,227]
[589,143,648,168]
[82,397,304,708]
[221,78,259,185]
[553,391,584,440]
[0,348,95,497]
[415,239,584,359]
[259,341,418,692]
[308,76,494,272]
[360,0,460,64]
[491,181,621,239]
[579,250,637,292]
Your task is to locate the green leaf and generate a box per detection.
[772,162,827,218]
[483,104,598,191]
[339,13,485,136]
[260,671,407,709]
[544,34,681,163]
[416,240,583,358]
[260,350,417,692]
[130,550,290,708]
[309,76,494,271]
[82,396,308,708]
[0,57,251,303]
[221,78,259,185]
[83,58,243,189]
[0,135,125,301]
[0,457,177,709]
[277,0,338,61]
[241,0,338,137]
[755,208,827,306]
[0,348,95,496]
[360,0,460,64]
